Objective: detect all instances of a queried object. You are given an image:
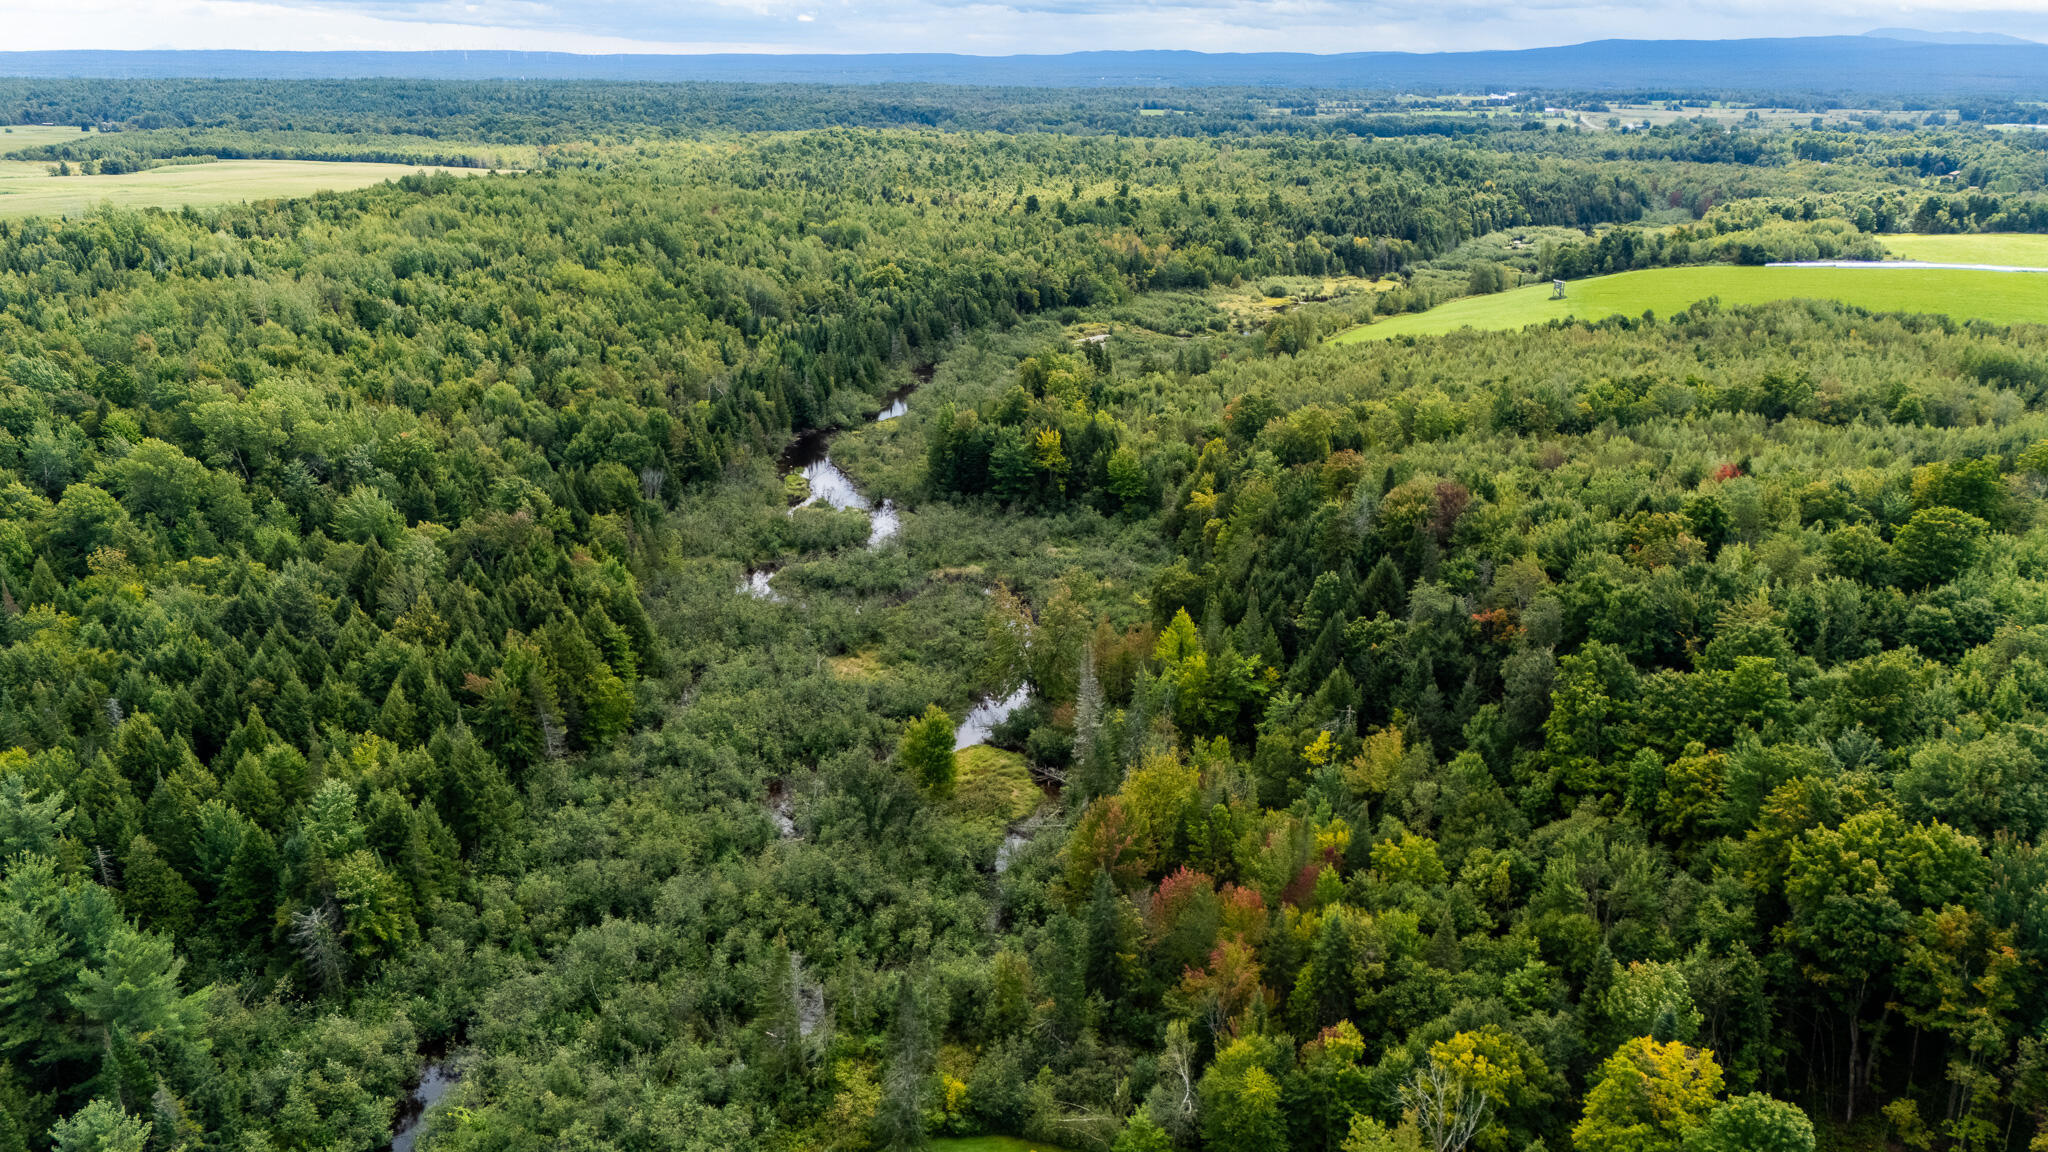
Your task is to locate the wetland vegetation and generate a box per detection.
[2,79,2048,1152]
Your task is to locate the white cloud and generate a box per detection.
[0,0,790,53]
[0,0,2040,54]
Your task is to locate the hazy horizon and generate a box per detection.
[1,1,2044,59]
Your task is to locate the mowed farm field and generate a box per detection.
[1884,231,2048,266]
[0,125,106,149]
[0,155,493,218]
[1334,262,2048,342]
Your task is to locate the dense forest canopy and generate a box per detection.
[3,82,2048,1152]
[7,76,2048,156]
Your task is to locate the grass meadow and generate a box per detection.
[1333,263,2048,343]
[1884,232,2048,266]
[0,124,103,149]
[0,154,495,219]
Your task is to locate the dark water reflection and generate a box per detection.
[388,1062,458,1152]
[744,375,921,598]
[783,392,915,547]
[792,455,870,515]
[872,377,918,422]
[955,686,1030,750]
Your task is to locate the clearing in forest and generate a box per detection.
[0,157,495,219]
[0,125,105,149]
[1884,232,2048,267]
[1332,262,2048,342]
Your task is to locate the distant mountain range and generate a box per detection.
[2,36,2047,97]
[1865,28,2039,46]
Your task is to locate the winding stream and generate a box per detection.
[734,368,1052,920]
[995,826,1033,874]
[766,777,799,840]
[784,451,899,549]
[954,686,1031,750]
[743,569,782,602]
[741,377,919,598]
[959,683,1043,927]
[388,1062,458,1152]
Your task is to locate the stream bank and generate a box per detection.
[741,374,921,598]
[735,366,1057,930]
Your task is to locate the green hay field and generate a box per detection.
[1333,264,2048,343]
[0,125,103,149]
[1884,232,2048,266]
[0,158,493,219]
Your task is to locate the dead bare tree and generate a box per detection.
[1149,1019,1200,1145]
[1401,1060,1491,1152]
[291,903,349,993]
[536,701,567,762]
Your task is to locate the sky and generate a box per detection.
[2,0,2045,55]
